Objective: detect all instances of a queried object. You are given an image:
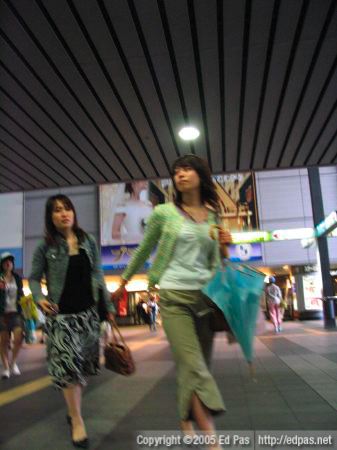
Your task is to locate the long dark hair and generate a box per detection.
[171,155,220,212]
[44,194,87,246]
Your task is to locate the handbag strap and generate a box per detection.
[108,316,127,346]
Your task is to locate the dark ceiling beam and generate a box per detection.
[0,61,101,184]
[290,54,337,166]
[278,0,336,167]
[249,0,280,169]
[157,0,195,156]
[0,31,115,183]
[125,0,173,171]
[0,155,43,189]
[236,0,252,170]
[216,0,225,171]
[0,125,67,185]
[304,98,337,165]
[187,0,212,168]
[33,0,129,180]
[0,107,76,184]
[0,140,51,188]
[0,87,89,184]
[263,0,309,168]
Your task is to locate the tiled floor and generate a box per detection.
[0,320,337,449]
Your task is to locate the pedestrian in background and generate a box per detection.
[0,252,24,379]
[29,194,115,448]
[112,155,232,450]
[265,276,283,333]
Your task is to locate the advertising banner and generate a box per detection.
[100,173,259,271]
[302,274,323,311]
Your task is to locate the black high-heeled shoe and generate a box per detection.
[67,416,89,448]
[72,437,89,448]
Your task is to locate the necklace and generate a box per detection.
[180,205,209,223]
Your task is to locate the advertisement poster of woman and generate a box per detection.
[100,180,172,269]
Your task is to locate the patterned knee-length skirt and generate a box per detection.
[45,307,101,389]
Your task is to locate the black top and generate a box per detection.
[58,249,95,314]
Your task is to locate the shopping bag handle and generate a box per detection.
[108,316,127,346]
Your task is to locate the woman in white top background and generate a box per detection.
[0,252,24,379]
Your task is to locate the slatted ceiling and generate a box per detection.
[0,0,336,193]
[196,0,222,173]
[79,0,170,177]
[273,0,333,169]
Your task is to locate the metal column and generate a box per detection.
[308,167,336,329]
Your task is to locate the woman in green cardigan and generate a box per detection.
[113,155,231,448]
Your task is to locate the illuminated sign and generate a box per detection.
[231,231,270,244]
[271,228,314,241]
[232,228,314,244]
[316,211,337,237]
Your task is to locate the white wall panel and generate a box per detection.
[255,169,313,267]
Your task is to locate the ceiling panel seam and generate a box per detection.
[0,139,50,187]
[249,0,280,169]
[0,106,79,184]
[291,54,337,166]
[304,98,337,165]
[278,0,336,167]
[129,0,182,160]
[157,0,195,155]
[0,124,68,185]
[0,31,115,183]
[98,0,169,176]
[322,129,337,164]
[0,86,91,184]
[35,0,131,180]
[0,61,103,183]
[264,0,309,168]
[216,0,225,171]
[187,0,212,168]
[0,168,28,190]
[0,159,40,189]
[66,0,153,178]
[236,0,252,170]
[124,0,173,172]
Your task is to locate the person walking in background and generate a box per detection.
[112,155,232,450]
[0,252,24,379]
[29,195,115,448]
[147,294,158,332]
[265,276,283,333]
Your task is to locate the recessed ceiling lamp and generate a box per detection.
[178,126,200,141]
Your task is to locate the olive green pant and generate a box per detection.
[159,289,226,420]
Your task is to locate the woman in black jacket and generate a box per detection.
[0,252,24,379]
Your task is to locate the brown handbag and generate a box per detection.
[209,302,231,332]
[104,318,136,376]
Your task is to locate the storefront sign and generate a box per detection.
[272,228,314,241]
[302,274,323,311]
[316,211,337,237]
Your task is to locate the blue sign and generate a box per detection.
[228,243,262,263]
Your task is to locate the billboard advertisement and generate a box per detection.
[100,173,259,271]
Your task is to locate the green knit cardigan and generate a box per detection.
[122,203,220,287]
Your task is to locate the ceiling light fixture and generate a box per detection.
[178,126,200,141]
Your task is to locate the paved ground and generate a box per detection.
[0,320,337,450]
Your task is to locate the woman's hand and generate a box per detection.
[38,299,59,316]
[111,285,125,302]
[218,228,232,245]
